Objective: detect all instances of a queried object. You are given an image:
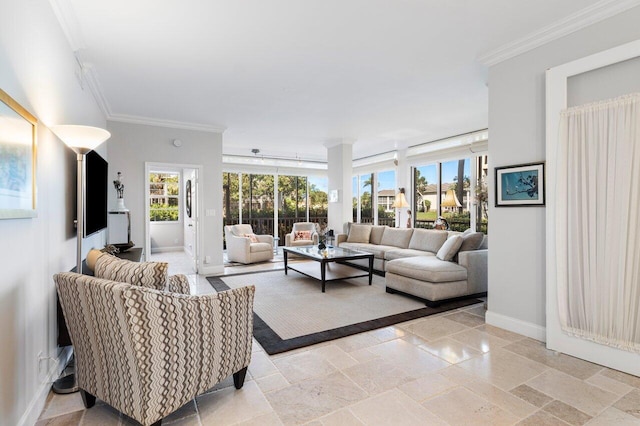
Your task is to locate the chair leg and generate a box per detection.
[80,389,96,409]
[233,367,248,389]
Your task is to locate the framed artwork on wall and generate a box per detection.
[495,162,545,207]
[0,89,37,219]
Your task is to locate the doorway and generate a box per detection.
[144,162,202,274]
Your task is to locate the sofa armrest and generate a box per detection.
[227,235,251,263]
[285,233,293,246]
[336,233,347,246]
[457,249,487,294]
[256,234,274,245]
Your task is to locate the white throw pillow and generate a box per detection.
[436,235,464,261]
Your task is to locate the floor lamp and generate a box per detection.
[51,124,111,394]
[392,188,410,228]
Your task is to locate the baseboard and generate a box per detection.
[200,264,224,275]
[150,246,184,254]
[486,311,546,342]
[18,346,72,426]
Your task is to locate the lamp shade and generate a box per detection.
[441,189,462,208]
[52,125,110,153]
[392,192,409,208]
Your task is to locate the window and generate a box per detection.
[149,172,180,222]
[475,155,489,233]
[413,157,482,232]
[242,174,275,235]
[413,164,437,227]
[223,172,240,226]
[440,159,470,232]
[278,175,308,238]
[376,170,396,227]
[308,176,328,226]
[352,173,374,223]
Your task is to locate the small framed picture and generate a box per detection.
[495,162,545,207]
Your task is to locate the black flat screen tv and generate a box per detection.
[84,150,108,237]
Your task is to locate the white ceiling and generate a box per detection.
[54,0,609,160]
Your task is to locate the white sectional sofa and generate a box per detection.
[336,224,487,307]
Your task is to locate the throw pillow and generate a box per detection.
[436,235,464,261]
[244,233,259,243]
[459,231,484,252]
[94,254,168,290]
[294,230,312,241]
[347,224,371,243]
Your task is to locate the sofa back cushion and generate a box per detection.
[380,228,413,248]
[436,235,464,261]
[408,229,449,253]
[347,224,372,243]
[369,226,386,245]
[459,231,484,252]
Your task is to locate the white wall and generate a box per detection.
[487,6,640,340]
[567,56,640,106]
[106,122,223,273]
[0,1,106,424]
[150,222,184,253]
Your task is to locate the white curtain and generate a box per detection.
[556,93,640,353]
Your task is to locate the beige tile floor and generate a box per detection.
[37,251,640,426]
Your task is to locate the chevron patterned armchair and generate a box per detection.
[54,254,255,426]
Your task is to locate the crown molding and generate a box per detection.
[83,64,113,117]
[49,0,85,50]
[478,0,640,66]
[108,114,226,133]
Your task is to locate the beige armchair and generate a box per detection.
[285,222,319,247]
[224,224,274,264]
[54,256,255,426]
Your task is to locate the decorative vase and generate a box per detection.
[116,198,128,211]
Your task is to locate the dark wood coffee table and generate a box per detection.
[283,246,374,292]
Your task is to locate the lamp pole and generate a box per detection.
[51,125,110,394]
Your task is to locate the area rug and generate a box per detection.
[207,268,481,354]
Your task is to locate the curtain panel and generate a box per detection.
[556,93,640,353]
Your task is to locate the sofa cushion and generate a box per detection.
[436,235,464,261]
[386,256,467,282]
[380,228,413,248]
[347,224,372,243]
[384,248,436,261]
[340,242,395,259]
[369,226,387,245]
[408,229,448,253]
[459,231,484,252]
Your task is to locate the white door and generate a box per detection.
[546,40,640,376]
